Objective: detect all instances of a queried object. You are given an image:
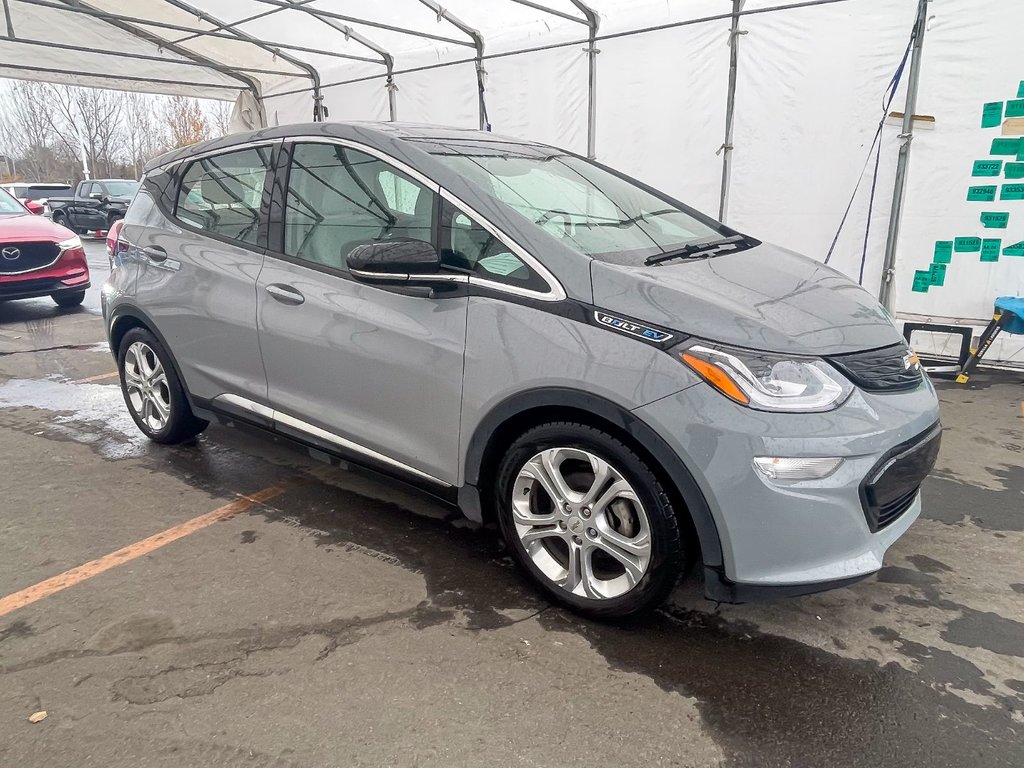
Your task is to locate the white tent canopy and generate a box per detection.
[2,0,1022,365]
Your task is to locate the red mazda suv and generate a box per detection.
[0,186,90,307]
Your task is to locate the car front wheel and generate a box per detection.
[52,290,86,308]
[495,422,684,620]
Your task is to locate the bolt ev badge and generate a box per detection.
[903,352,921,370]
[1,247,20,261]
[594,311,673,343]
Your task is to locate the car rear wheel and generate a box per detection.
[52,290,86,308]
[117,328,208,444]
[495,422,684,620]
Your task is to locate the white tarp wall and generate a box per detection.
[260,0,1024,366]
[4,0,1020,364]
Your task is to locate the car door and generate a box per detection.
[69,182,93,230]
[256,140,468,486]
[132,144,275,406]
[82,182,109,231]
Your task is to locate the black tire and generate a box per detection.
[495,422,684,620]
[51,212,76,234]
[52,290,86,308]
[117,327,208,444]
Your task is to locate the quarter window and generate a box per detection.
[175,146,271,246]
[283,143,435,270]
[439,201,546,292]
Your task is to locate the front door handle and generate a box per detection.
[265,283,305,306]
[142,245,167,263]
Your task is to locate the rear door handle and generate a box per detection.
[142,245,167,263]
[265,283,305,306]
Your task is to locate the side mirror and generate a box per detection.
[347,239,454,286]
[89,192,103,200]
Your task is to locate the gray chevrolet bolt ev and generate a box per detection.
[103,122,940,619]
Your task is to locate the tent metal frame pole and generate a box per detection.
[878,0,929,312]
[2,0,14,36]
[0,34,300,78]
[508,0,584,24]
[249,0,473,48]
[169,0,317,44]
[516,1,598,156]
[276,0,398,122]
[157,0,326,121]
[718,0,746,222]
[4,62,244,92]
[16,0,378,64]
[49,0,265,119]
[570,1,600,159]
[417,0,488,130]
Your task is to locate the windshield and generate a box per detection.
[103,181,139,197]
[0,187,27,215]
[428,142,722,264]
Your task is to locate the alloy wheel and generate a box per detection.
[512,447,652,599]
[123,341,172,432]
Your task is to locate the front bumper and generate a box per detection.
[633,376,941,599]
[0,275,90,301]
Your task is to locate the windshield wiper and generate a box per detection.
[643,234,750,266]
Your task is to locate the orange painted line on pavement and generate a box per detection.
[0,479,302,619]
[70,371,119,384]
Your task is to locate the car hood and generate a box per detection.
[590,242,905,356]
[0,212,76,241]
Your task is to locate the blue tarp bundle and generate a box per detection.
[994,296,1024,335]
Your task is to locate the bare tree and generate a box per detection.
[206,99,234,138]
[122,92,165,177]
[0,81,76,180]
[42,84,125,178]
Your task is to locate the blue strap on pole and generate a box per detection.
[824,30,914,269]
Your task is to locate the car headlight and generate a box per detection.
[679,343,853,412]
[57,236,82,251]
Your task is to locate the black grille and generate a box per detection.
[827,344,922,392]
[0,241,61,274]
[861,425,941,533]
[871,487,919,531]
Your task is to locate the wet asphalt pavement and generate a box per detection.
[0,240,1021,767]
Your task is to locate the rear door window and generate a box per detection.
[175,146,272,246]
[282,142,435,271]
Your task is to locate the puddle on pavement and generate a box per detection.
[0,376,149,459]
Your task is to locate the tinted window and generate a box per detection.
[439,201,546,291]
[0,187,26,214]
[80,183,94,198]
[283,143,434,270]
[22,184,72,200]
[176,146,271,246]
[429,141,722,265]
[103,181,140,197]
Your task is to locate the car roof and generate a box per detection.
[145,121,553,173]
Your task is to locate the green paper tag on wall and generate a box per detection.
[991,138,1021,155]
[954,236,982,252]
[973,159,1003,177]
[934,241,953,261]
[980,212,1010,229]
[912,270,931,292]
[1004,241,1024,257]
[1006,99,1024,119]
[967,185,997,201]
[1006,163,1024,179]
[1001,183,1024,200]
[929,263,947,286]
[980,239,1001,262]
[1019,81,1024,99]
[982,102,1003,128]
